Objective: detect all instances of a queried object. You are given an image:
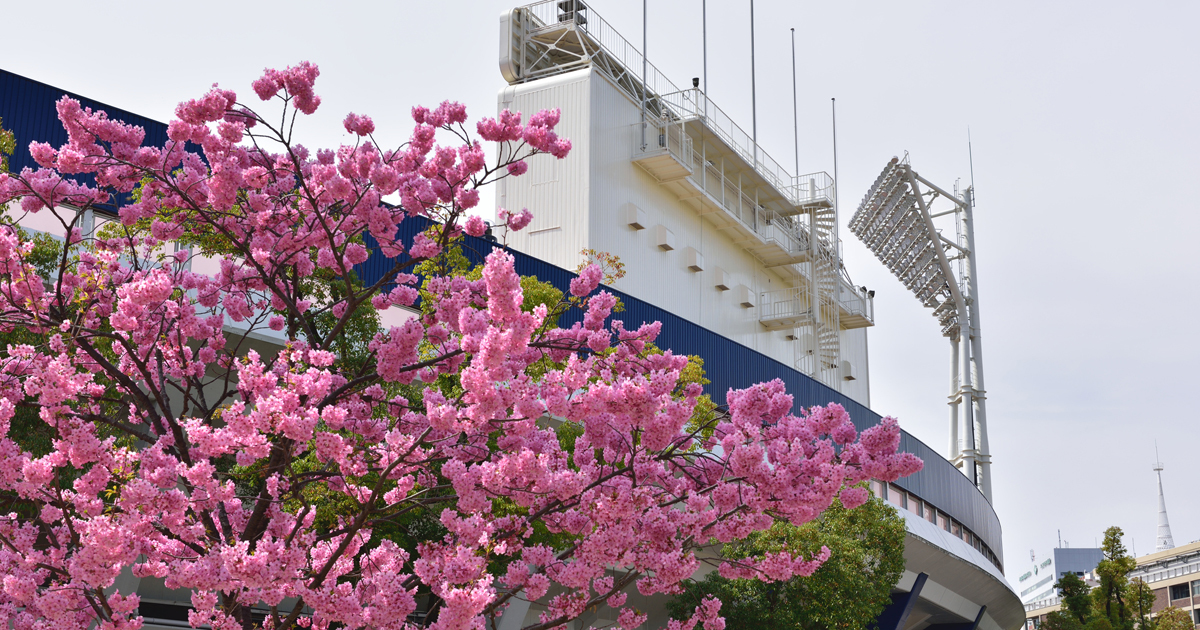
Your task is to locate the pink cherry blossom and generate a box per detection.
[499,207,533,232]
[464,214,488,238]
[342,112,375,136]
[0,62,920,630]
[506,160,528,176]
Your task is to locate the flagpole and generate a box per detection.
[791,27,798,176]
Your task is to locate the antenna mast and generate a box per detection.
[969,128,977,206]
[831,99,839,224]
[1155,445,1176,551]
[791,28,798,175]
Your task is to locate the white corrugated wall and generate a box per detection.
[583,69,798,363]
[497,69,593,268]
[497,66,872,406]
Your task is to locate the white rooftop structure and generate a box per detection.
[497,0,873,399]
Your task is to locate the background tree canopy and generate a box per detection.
[0,117,14,173]
[667,492,907,630]
[1152,607,1193,630]
[1041,527,1162,630]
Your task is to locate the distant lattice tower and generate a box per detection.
[1155,455,1176,552]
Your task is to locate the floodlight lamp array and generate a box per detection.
[849,158,960,338]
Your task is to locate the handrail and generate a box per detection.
[515,1,832,210]
[759,287,809,321]
[763,281,872,325]
[518,1,683,105]
[837,280,874,321]
[636,119,811,258]
[658,89,796,203]
[1024,596,1061,612]
[1130,556,1200,585]
[796,171,836,207]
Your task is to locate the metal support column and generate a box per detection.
[959,319,976,486]
[961,185,991,501]
[876,573,929,630]
[639,0,647,151]
[949,335,960,462]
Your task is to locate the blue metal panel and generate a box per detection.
[926,605,987,630]
[876,572,928,630]
[0,69,1004,567]
[0,68,191,213]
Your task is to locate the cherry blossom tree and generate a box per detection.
[0,62,922,630]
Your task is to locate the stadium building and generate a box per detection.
[0,1,1023,627]
[1016,547,1105,607]
[487,2,1018,629]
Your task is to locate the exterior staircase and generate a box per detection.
[502,0,870,389]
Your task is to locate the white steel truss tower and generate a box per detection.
[850,156,993,502]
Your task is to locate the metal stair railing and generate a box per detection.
[510,2,827,213]
[758,287,810,322]
[637,119,813,259]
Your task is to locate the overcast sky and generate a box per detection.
[6,0,1199,574]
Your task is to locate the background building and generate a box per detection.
[1024,464,1192,629]
[1130,541,1200,625]
[1025,542,1200,630]
[1017,547,1105,607]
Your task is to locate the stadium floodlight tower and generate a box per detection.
[849,155,992,503]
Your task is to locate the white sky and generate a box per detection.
[5,0,1199,573]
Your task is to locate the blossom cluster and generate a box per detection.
[0,63,920,630]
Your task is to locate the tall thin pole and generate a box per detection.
[640,0,647,151]
[703,0,708,93]
[831,98,839,219]
[969,128,976,206]
[750,0,757,166]
[790,28,798,177]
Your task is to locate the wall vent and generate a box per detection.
[621,203,647,230]
[655,225,675,251]
[841,360,857,381]
[733,285,754,308]
[713,267,730,291]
